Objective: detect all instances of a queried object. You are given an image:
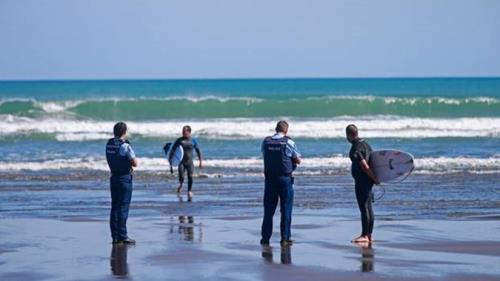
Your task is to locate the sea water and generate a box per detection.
[0,78,499,219]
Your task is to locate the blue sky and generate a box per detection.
[1,0,499,80]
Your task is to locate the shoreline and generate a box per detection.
[1,174,500,221]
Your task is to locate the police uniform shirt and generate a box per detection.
[106,138,136,176]
[119,141,136,160]
[261,133,301,159]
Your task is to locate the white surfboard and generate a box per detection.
[164,143,184,167]
[370,150,414,183]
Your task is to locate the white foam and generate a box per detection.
[155,95,264,103]
[33,96,263,110]
[55,133,112,141]
[304,95,377,102]
[301,95,499,105]
[0,115,499,140]
[33,100,83,113]
[383,96,500,105]
[2,95,498,113]
[0,156,498,175]
[0,96,265,115]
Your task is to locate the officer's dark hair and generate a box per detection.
[346,124,358,137]
[183,125,192,133]
[113,122,127,138]
[275,120,289,133]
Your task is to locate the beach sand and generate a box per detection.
[1,214,499,281]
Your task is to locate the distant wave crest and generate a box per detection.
[0,116,499,140]
[0,95,498,119]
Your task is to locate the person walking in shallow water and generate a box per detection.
[260,120,301,246]
[346,124,380,243]
[169,125,202,198]
[106,122,137,244]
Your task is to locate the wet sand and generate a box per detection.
[0,174,499,280]
[0,215,499,281]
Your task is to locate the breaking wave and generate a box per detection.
[0,115,498,140]
[0,155,498,176]
[0,95,499,119]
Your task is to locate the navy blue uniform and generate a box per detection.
[349,138,374,237]
[261,133,300,243]
[106,138,135,241]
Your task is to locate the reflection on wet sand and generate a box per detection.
[169,216,203,242]
[110,244,131,278]
[176,194,192,203]
[357,242,374,272]
[261,245,273,263]
[261,245,292,265]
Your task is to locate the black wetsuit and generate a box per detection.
[349,138,374,236]
[170,137,201,192]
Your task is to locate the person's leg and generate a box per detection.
[261,178,279,244]
[177,164,185,193]
[110,177,120,241]
[353,180,371,242]
[279,176,294,242]
[186,162,194,194]
[366,184,374,240]
[117,175,133,241]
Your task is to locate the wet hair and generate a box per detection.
[275,120,289,133]
[113,122,127,137]
[345,124,358,137]
[183,125,192,133]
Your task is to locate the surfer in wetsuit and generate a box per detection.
[169,125,202,198]
[346,124,380,243]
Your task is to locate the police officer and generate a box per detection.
[106,122,138,244]
[346,124,380,243]
[260,120,301,246]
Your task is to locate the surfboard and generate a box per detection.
[370,150,414,183]
[163,142,184,167]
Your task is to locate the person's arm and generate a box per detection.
[352,143,379,184]
[261,140,266,176]
[287,139,302,165]
[193,139,202,168]
[168,139,181,163]
[360,159,379,185]
[293,156,302,165]
[123,143,138,167]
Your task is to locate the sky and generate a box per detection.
[1,0,499,80]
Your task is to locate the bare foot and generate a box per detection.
[176,185,183,193]
[351,236,370,243]
[356,241,372,249]
[188,191,194,198]
[176,194,184,202]
[368,234,374,242]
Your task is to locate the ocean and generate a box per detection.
[0,78,499,219]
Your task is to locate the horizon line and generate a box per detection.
[1,75,500,83]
